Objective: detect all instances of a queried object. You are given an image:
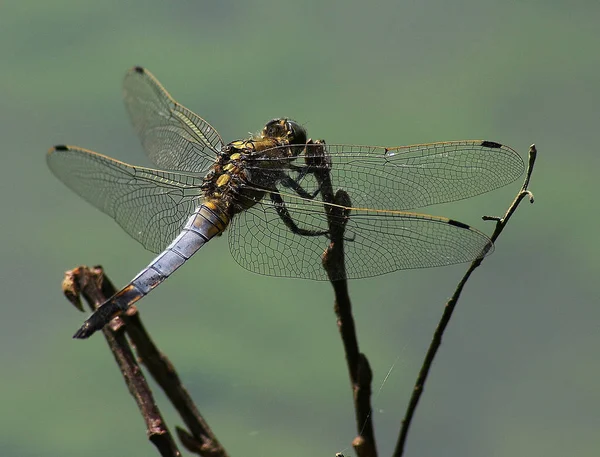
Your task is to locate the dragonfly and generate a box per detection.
[47,66,525,339]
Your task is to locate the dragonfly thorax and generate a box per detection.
[201,118,309,217]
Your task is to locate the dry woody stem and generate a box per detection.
[392,145,537,457]
[62,266,228,457]
[315,138,378,457]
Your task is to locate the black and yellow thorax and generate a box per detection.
[201,118,308,218]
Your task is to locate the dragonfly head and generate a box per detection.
[262,118,307,147]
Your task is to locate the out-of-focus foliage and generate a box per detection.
[0,1,598,457]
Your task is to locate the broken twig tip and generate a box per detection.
[61,269,84,311]
[526,190,535,203]
[482,215,501,222]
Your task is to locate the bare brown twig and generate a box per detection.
[63,266,228,457]
[393,145,537,457]
[311,139,377,457]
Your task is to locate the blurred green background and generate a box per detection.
[1,1,598,456]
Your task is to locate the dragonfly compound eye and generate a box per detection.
[263,118,284,138]
[286,119,307,146]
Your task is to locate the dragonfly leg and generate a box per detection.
[270,192,328,237]
[279,174,322,199]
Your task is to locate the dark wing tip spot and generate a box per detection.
[481,140,502,149]
[53,145,68,151]
[448,219,470,230]
[133,66,145,74]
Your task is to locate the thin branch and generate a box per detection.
[311,139,377,457]
[63,266,181,457]
[62,266,229,457]
[122,308,228,457]
[393,145,537,457]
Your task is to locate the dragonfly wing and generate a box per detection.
[122,66,224,173]
[228,190,330,280]
[328,141,524,210]
[228,189,492,280]
[245,141,524,211]
[47,145,204,253]
[340,208,493,279]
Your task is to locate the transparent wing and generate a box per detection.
[228,139,522,279]
[244,140,525,211]
[229,190,493,280]
[123,66,224,173]
[47,145,204,253]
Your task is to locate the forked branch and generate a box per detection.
[393,145,537,457]
[63,266,228,457]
